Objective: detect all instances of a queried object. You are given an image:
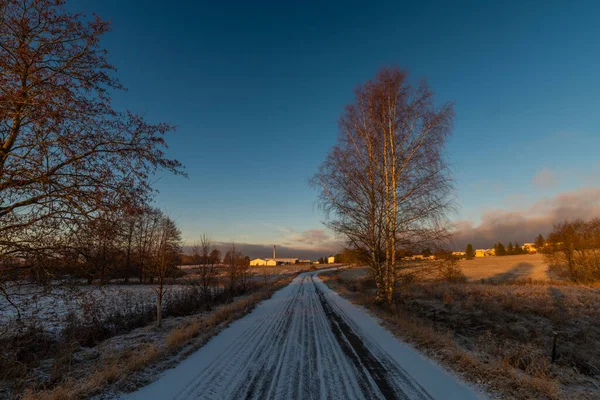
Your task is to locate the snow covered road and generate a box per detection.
[128,270,483,400]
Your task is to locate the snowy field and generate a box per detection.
[0,284,189,336]
[0,265,320,340]
[0,266,310,338]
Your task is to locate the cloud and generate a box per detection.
[286,229,333,247]
[181,228,345,260]
[451,187,600,249]
[215,241,339,260]
[532,168,558,189]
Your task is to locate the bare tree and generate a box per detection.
[194,234,218,303]
[312,67,454,304]
[224,242,249,298]
[0,0,183,299]
[132,207,163,283]
[546,219,600,282]
[71,213,121,285]
[209,248,222,265]
[142,213,181,327]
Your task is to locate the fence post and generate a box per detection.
[551,331,558,363]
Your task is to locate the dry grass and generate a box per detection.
[458,253,555,281]
[320,270,600,400]
[166,320,202,348]
[22,275,296,400]
[345,254,560,283]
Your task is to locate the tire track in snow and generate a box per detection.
[173,276,305,399]
[312,275,434,400]
[312,276,433,400]
[128,270,482,400]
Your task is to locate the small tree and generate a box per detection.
[496,242,507,256]
[141,213,181,327]
[439,257,467,283]
[193,234,218,305]
[224,242,249,298]
[535,234,545,252]
[210,248,222,264]
[465,244,475,260]
[514,242,522,255]
[507,242,514,255]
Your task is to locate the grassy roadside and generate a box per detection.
[319,270,600,400]
[21,274,297,400]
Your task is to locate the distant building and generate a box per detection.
[452,251,466,257]
[327,256,335,264]
[265,258,298,265]
[475,249,486,257]
[522,243,537,253]
[251,245,299,266]
[475,248,496,257]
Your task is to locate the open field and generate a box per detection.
[0,284,187,335]
[458,253,557,281]
[335,254,557,285]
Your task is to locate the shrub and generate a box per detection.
[440,259,467,283]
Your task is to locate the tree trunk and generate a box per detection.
[156,292,162,327]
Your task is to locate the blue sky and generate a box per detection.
[72,0,600,254]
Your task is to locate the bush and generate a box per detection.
[440,259,467,283]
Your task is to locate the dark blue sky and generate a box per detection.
[73,0,600,253]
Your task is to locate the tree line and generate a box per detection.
[464,234,548,259]
[461,223,600,283]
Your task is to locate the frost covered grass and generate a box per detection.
[1,280,257,397]
[0,284,189,335]
[0,265,312,398]
[20,274,296,400]
[321,269,600,400]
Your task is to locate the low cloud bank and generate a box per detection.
[451,187,600,250]
[216,242,337,260]
[183,228,344,260]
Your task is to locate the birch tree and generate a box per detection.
[312,67,454,304]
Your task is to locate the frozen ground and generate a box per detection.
[127,270,484,400]
[0,284,188,336]
[0,266,306,338]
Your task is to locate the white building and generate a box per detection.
[251,246,299,266]
[327,256,335,264]
[265,258,298,265]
